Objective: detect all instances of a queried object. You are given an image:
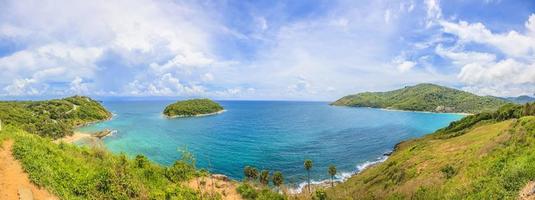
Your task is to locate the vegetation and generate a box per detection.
[325,103,535,199]
[163,99,224,117]
[504,95,535,104]
[304,159,313,193]
[331,83,508,113]
[272,171,284,189]
[1,126,220,199]
[260,170,270,186]
[237,166,286,200]
[0,96,111,139]
[328,165,337,187]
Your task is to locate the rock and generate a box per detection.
[211,174,229,181]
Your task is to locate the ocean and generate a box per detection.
[78,100,463,190]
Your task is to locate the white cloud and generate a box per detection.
[440,18,535,58]
[425,0,442,27]
[434,15,535,96]
[0,0,219,96]
[397,61,417,72]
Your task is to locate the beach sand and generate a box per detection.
[54,132,92,144]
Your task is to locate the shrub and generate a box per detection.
[440,165,456,179]
[237,183,258,199]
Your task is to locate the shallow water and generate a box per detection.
[78,100,463,188]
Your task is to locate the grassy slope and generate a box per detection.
[331,83,508,113]
[0,126,215,200]
[0,96,111,139]
[327,104,535,199]
[163,99,224,117]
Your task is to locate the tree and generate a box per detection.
[328,164,337,187]
[272,171,284,190]
[250,167,259,182]
[244,166,252,181]
[260,170,270,186]
[304,159,313,193]
[135,155,148,168]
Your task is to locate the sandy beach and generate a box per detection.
[54,132,92,144]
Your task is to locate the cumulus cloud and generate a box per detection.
[0,0,219,96]
[435,15,535,96]
[440,17,535,58]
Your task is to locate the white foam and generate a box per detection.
[288,154,390,194]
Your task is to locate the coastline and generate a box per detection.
[378,107,472,116]
[54,132,92,144]
[166,109,226,119]
[289,152,391,194]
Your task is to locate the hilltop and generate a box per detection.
[163,99,224,118]
[504,95,535,104]
[331,83,508,113]
[324,103,535,199]
[0,96,112,139]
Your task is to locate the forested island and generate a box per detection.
[163,99,224,118]
[331,83,509,114]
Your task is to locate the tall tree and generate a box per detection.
[250,167,259,182]
[260,170,270,186]
[304,159,313,193]
[328,164,337,187]
[272,171,284,190]
[243,166,252,181]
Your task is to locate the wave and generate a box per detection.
[288,153,390,194]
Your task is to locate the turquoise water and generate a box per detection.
[78,100,463,189]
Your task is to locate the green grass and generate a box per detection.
[0,126,220,200]
[326,103,535,199]
[331,83,508,113]
[0,96,111,139]
[163,99,224,117]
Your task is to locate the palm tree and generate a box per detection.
[243,166,252,181]
[260,170,270,186]
[250,167,259,182]
[272,171,284,191]
[328,164,337,187]
[304,159,313,193]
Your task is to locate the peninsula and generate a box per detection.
[331,83,508,114]
[163,99,224,118]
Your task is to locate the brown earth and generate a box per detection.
[187,175,242,200]
[520,181,535,200]
[0,140,57,200]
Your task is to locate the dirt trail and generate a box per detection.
[0,140,57,200]
[520,181,535,200]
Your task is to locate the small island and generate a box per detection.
[163,99,224,118]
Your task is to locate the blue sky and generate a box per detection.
[0,0,534,100]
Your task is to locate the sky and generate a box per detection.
[0,0,534,101]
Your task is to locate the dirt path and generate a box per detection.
[520,181,535,200]
[0,140,58,200]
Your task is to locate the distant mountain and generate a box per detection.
[331,83,509,113]
[503,95,535,104]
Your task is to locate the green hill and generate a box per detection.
[0,96,112,139]
[505,95,535,104]
[325,103,535,199]
[331,83,508,113]
[163,99,224,118]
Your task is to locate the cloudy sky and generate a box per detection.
[0,0,534,100]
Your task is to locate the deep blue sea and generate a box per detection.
[78,100,463,190]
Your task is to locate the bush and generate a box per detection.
[237,183,258,199]
[440,165,456,179]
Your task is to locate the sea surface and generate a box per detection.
[78,100,463,190]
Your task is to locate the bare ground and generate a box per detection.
[0,140,57,200]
